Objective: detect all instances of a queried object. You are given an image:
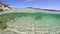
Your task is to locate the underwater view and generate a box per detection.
[1,0,60,34]
[0,12,60,34]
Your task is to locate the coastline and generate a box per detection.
[0,8,60,15]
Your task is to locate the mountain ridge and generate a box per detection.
[14,7,60,12]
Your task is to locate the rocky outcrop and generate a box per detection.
[0,2,13,11]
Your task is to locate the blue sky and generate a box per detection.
[1,0,60,10]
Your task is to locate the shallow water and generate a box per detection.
[0,12,60,34]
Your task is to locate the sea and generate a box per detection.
[0,12,60,34]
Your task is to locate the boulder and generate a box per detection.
[0,2,13,11]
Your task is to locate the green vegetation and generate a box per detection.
[0,13,28,29]
[0,14,16,29]
[0,24,8,29]
[35,16,42,20]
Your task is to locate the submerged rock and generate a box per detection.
[35,16,42,20]
[0,13,16,29]
[0,20,8,29]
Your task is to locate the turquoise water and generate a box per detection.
[0,12,60,34]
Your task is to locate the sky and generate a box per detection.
[1,0,60,10]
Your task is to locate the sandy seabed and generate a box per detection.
[0,9,60,34]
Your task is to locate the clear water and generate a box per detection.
[0,12,60,34]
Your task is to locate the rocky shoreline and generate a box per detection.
[0,2,13,11]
